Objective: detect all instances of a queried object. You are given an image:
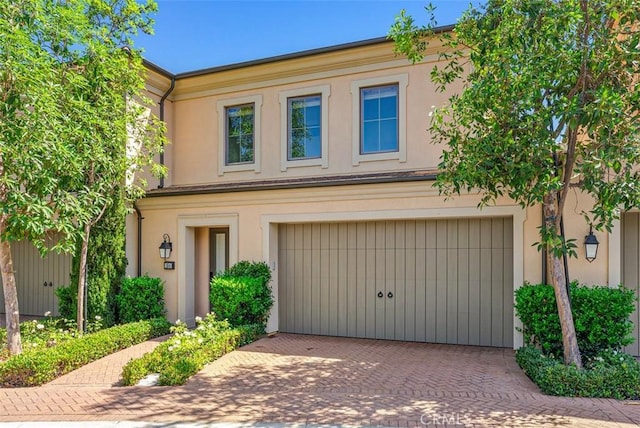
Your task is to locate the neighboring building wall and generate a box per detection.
[126,69,175,278]
[0,240,71,317]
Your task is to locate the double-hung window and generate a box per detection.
[351,74,408,165]
[279,85,330,171]
[217,94,262,174]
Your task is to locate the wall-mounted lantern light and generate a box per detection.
[584,227,599,262]
[159,234,172,260]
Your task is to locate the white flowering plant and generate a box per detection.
[121,313,263,386]
[584,348,638,370]
[1,312,107,360]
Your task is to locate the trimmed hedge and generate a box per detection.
[516,346,640,399]
[121,318,262,386]
[117,276,166,323]
[210,261,273,327]
[515,282,636,358]
[0,318,171,387]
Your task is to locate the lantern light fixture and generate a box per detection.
[584,226,599,263]
[159,234,172,260]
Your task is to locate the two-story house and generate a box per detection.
[129,34,639,355]
[3,32,633,353]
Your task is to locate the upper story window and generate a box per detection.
[279,85,330,171]
[217,94,262,175]
[289,95,321,159]
[351,74,408,166]
[226,104,255,164]
[361,84,398,154]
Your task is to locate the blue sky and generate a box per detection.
[135,0,472,74]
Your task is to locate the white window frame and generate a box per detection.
[279,85,330,171]
[217,94,262,175]
[351,74,408,166]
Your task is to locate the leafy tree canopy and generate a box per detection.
[390,0,640,367]
[1,0,166,354]
[391,0,640,234]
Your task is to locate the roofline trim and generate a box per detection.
[144,171,438,198]
[142,25,455,80]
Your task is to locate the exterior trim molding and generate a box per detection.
[145,170,439,197]
[351,73,408,166]
[609,218,621,287]
[279,84,331,171]
[177,213,239,326]
[216,94,263,175]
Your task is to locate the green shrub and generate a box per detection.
[515,282,636,358]
[121,314,262,386]
[70,195,127,326]
[210,261,273,327]
[0,318,171,387]
[516,346,640,399]
[55,285,77,320]
[226,260,272,285]
[55,196,128,326]
[116,276,166,323]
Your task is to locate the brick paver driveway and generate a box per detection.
[1,333,639,427]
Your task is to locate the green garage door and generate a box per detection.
[278,218,514,347]
[622,212,640,356]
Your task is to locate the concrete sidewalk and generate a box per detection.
[1,334,639,427]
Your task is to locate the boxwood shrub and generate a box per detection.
[117,276,166,323]
[0,318,171,387]
[210,261,273,327]
[516,346,640,399]
[515,282,636,358]
[121,314,262,386]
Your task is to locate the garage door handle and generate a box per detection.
[387,291,393,299]
[377,291,383,298]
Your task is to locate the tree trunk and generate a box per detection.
[543,192,582,368]
[0,218,22,355]
[76,222,91,332]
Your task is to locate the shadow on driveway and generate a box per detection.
[85,334,639,427]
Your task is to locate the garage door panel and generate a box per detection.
[279,218,513,348]
[301,248,313,334]
[435,247,447,343]
[447,247,459,344]
[414,248,427,342]
[394,225,407,340]
[491,248,505,347]
[457,247,470,345]
[405,232,417,341]
[365,225,377,338]
[468,249,481,346]
[424,248,438,343]
[375,238,386,339]
[479,240,493,346]
[346,224,357,337]
[426,221,437,249]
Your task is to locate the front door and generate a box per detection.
[209,228,229,281]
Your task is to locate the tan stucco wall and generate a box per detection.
[129,40,620,347]
[152,41,456,187]
[132,181,614,344]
